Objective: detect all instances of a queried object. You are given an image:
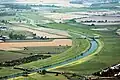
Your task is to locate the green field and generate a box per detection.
[55,25,120,75]
[0,9,120,80]
[13,73,67,80]
[11,46,71,55]
[0,68,21,77]
[0,50,29,62]
[54,7,111,13]
[0,29,33,37]
[0,4,120,80]
[19,38,89,69]
[0,16,16,21]
[35,23,120,75]
[44,23,94,36]
[18,12,53,24]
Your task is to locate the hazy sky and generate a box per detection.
[16,0,70,3]
[0,0,70,3]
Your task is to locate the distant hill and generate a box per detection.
[70,0,120,4]
[0,0,119,4]
[0,0,15,2]
[70,0,83,4]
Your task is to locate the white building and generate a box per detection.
[0,26,8,30]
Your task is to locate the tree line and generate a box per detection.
[0,54,51,67]
[9,32,26,40]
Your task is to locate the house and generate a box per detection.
[0,26,7,30]
[0,37,4,42]
[0,35,9,42]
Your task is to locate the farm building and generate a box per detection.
[0,26,8,30]
[0,37,4,42]
[0,35,9,42]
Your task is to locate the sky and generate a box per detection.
[0,0,70,4]
[17,0,69,3]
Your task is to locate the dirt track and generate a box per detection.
[0,39,72,51]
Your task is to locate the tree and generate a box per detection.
[1,20,8,23]
[9,32,14,39]
[105,20,107,23]
[19,34,26,40]
[40,36,44,39]
[2,37,6,42]
[33,33,36,37]
[55,73,59,76]
[69,19,76,23]
[9,33,26,40]
[91,24,95,26]
[41,69,47,75]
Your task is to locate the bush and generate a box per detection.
[9,32,26,40]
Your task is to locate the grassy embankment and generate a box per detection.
[17,24,91,68]
[56,25,120,75]
[11,46,71,55]
[0,23,90,77]
[34,23,120,75]
[8,23,92,80]
[19,38,89,69]
[10,73,67,80]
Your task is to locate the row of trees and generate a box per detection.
[81,20,120,23]
[0,54,51,67]
[8,32,49,40]
[81,20,108,23]
[9,32,26,40]
[0,20,8,24]
[32,33,48,40]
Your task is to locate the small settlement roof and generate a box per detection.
[0,26,7,30]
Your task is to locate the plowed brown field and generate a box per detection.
[0,39,72,51]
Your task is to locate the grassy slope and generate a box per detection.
[0,68,21,77]
[0,16,16,21]
[0,51,27,77]
[0,23,89,77]
[16,17,91,70]
[19,38,89,68]
[0,29,33,37]
[40,23,120,75]
[13,73,67,80]
[0,51,28,62]
[19,12,53,24]
[55,7,110,13]
[56,30,120,75]
[45,23,94,36]
[13,46,71,55]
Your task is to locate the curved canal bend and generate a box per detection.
[1,39,98,80]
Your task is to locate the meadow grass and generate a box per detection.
[19,38,89,69]
[0,68,21,77]
[12,73,67,80]
[56,30,120,75]
[13,46,71,55]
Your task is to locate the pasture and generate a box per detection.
[11,24,69,38]
[55,24,120,75]
[0,50,28,62]
[11,46,71,55]
[1,6,120,79]
[12,73,67,80]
